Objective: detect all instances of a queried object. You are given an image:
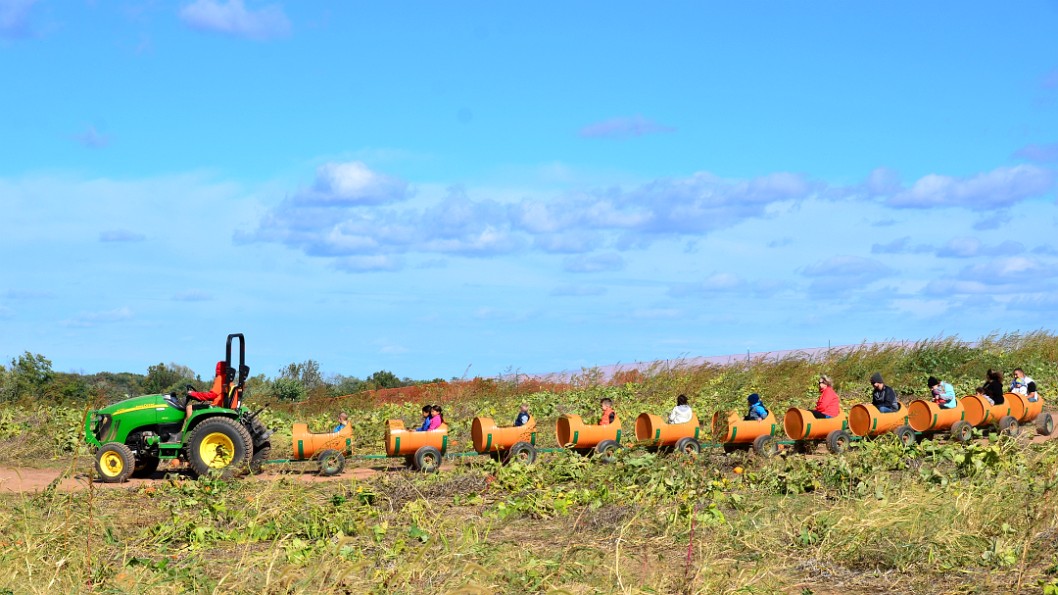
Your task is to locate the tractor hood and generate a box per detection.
[96,393,175,417]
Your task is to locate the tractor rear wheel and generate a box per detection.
[132,455,161,479]
[249,441,272,474]
[188,417,251,479]
[96,442,135,483]
[317,449,346,476]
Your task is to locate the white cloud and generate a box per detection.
[303,162,409,206]
[886,165,1055,210]
[0,0,35,39]
[579,115,675,139]
[871,236,931,255]
[179,0,290,41]
[563,253,625,273]
[63,307,133,328]
[801,256,894,293]
[936,237,1024,259]
[550,284,606,297]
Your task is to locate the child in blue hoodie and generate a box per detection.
[745,393,768,421]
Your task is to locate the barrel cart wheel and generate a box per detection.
[594,440,620,463]
[950,421,973,443]
[998,415,1019,437]
[413,446,442,473]
[894,425,917,446]
[505,441,538,465]
[1038,412,1055,436]
[317,448,346,477]
[674,437,701,456]
[752,434,778,457]
[825,429,851,454]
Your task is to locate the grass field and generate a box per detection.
[2,334,1058,594]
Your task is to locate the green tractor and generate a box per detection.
[84,333,273,482]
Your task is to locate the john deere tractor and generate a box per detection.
[84,333,273,482]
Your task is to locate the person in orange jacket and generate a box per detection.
[599,398,616,425]
[813,374,841,419]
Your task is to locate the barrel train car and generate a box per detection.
[281,395,1052,475]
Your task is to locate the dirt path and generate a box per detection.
[0,462,389,494]
[1,424,1051,494]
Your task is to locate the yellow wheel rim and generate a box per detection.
[99,450,125,477]
[199,432,235,468]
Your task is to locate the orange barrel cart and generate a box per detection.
[471,416,539,464]
[783,408,852,454]
[1006,393,1054,436]
[907,397,973,442]
[634,413,702,454]
[848,403,915,445]
[385,419,449,472]
[962,393,1018,435]
[291,423,354,476]
[556,414,622,461]
[711,410,783,456]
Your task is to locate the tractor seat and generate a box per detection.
[163,394,183,410]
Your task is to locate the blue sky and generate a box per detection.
[2,0,1057,381]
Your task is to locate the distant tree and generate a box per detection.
[367,370,402,390]
[271,377,306,402]
[1,352,54,401]
[143,362,199,394]
[331,374,366,396]
[279,360,324,390]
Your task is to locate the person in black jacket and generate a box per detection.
[981,369,1004,405]
[870,372,899,413]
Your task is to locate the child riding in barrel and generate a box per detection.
[813,375,841,419]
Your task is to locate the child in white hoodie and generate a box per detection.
[667,394,694,424]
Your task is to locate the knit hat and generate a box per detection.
[747,393,761,405]
[927,376,939,388]
[870,372,884,384]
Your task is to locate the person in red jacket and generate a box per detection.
[813,374,841,419]
[184,361,226,418]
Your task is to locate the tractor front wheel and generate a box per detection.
[96,442,135,483]
[188,417,251,479]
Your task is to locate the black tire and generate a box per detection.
[1038,412,1055,436]
[131,455,161,479]
[752,434,777,457]
[674,437,701,456]
[95,442,135,483]
[505,441,538,465]
[950,420,973,443]
[998,416,1019,437]
[317,449,346,476]
[249,441,271,474]
[187,417,252,479]
[894,425,917,447]
[594,439,620,463]
[414,446,443,473]
[825,430,851,454]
